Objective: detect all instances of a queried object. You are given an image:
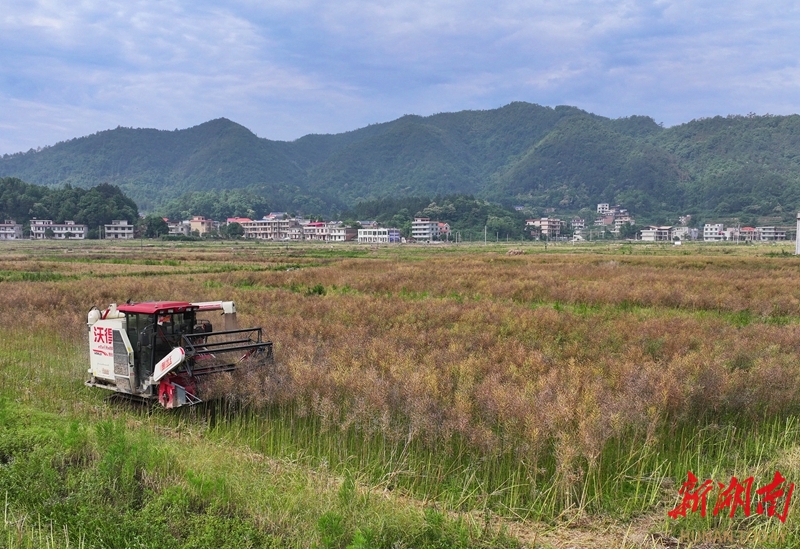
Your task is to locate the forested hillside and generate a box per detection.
[0,177,138,237]
[2,103,800,224]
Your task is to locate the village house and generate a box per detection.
[412,217,448,241]
[226,217,252,226]
[0,220,23,240]
[526,217,562,239]
[613,213,635,234]
[103,219,135,239]
[756,226,786,241]
[240,213,315,240]
[303,221,330,241]
[672,226,692,240]
[703,223,726,241]
[640,226,673,242]
[167,220,191,236]
[30,219,87,240]
[357,228,402,244]
[329,224,358,242]
[189,216,214,235]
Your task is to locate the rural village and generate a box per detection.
[0,202,794,244]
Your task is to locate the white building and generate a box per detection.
[329,225,357,242]
[597,203,610,214]
[0,220,22,240]
[30,219,87,240]
[412,217,442,241]
[756,226,786,241]
[703,223,726,242]
[287,225,304,241]
[104,219,135,239]
[358,228,390,244]
[672,227,691,240]
[303,222,330,241]
[167,220,191,236]
[640,226,673,242]
[241,216,292,240]
[526,217,562,239]
[613,215,635,234]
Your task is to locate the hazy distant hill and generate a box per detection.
[2,103,800,223]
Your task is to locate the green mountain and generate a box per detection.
[2,103,800,223]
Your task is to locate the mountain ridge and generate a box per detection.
[2,103,800,224]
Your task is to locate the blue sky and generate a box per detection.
[2,0,799,154]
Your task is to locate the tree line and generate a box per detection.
[342,194,532,240]
[0,177,138,238]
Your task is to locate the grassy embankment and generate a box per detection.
[2,239,800,547]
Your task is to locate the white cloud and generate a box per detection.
[1,0,800,153]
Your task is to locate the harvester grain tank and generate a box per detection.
[86,300,272,408]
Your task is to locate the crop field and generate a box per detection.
[2,239,800,548]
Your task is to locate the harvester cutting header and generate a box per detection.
[86,300,273,408]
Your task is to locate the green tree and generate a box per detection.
[224,222,244,239]
[140,215,169,238]
[618,222,639,239]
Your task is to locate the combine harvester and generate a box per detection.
[86,301,273,408]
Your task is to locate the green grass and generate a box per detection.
[0,331,521,549]
[0,271,77,283]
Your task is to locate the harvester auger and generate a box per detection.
[86,301,273,408]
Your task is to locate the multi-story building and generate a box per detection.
[287,225,304,241]
[356,227,399,244]
[594,214,615,227]
[738,227,757,241]
[613,214,635,234]
[0,220,22,240]
[241,216,292,240]
[329,225,357,242]
[597,203,611,214]
[526,217,562,239]
[640,226,673,242]
[756,226,786,241]
[411,217,442,241]
[104,219,135,239]
[167,220,191,236]
[358,228,390,244]
[303,221,330,241]
[30,219,87,240]
[570,218,585,231]
[672,227,691,240]
[189,216,214,235]
[703,223,726,241]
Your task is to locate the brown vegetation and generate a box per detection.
[4,242,800,516]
